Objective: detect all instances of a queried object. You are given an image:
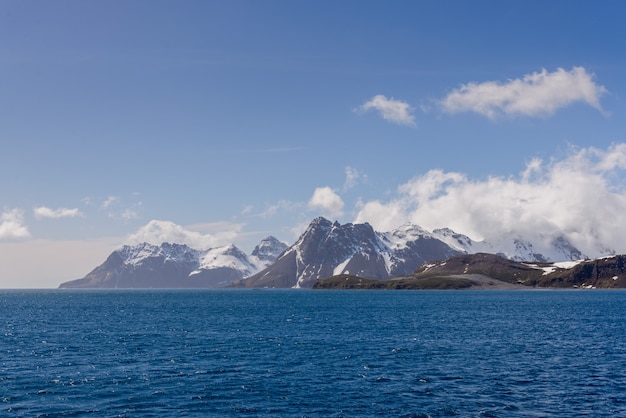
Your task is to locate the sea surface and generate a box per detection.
[1,289,626,417]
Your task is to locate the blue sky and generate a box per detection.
[2,1,626,287]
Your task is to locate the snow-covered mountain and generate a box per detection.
[233,217,589,289]
[232,217,461,289]
[59,217,591,289]
[251,235,288,263]
[430,228,587,262]
[58,236,288,289]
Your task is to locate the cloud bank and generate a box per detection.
[441,67,607,118]
[0,209,30,241]
[356,95,416,126]
[127,220,223,249]
[355,144,626,258]
[34,207,83,219]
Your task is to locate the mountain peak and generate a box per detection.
[251,236,288,263]
[308,216,333,230]
[59,236,286,289]
[384,223,432,249]
[235,218,462,289]
[117,242,199,266]
[61,217,597,289]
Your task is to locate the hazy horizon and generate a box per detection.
[2,1,626,288]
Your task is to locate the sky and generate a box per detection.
[2,0,626,288]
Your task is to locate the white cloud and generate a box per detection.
[343,166,367,191]
[260,200,302,219]
[441,67,607,118]
[0,209,30,241]
[353,199,407,233]
[184,221,244,245]
[308,187,344,218]
[126,220,225,249]
[102,196,119,209]
[120,209,139,220]
[34,206,83,219]
[88,195,143,221]
[354,144,626,258]
[356,94,416,126]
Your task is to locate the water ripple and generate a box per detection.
[1,289,626,416]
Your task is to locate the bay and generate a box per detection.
[1,289,625,416]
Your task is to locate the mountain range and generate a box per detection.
[59,216,601,289]
[59,237,288,289]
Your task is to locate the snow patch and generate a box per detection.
[422,263,436,272]
[382,223,431,250]
[540,260,584,275]
[194,244,263,278]
[333,258,352,276]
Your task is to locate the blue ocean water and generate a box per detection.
[1,289,626,417]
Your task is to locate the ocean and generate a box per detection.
[1,289,625,417]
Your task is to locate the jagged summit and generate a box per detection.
[59,236,287,289]
[251,236,288,263]
[232,217,461,289]
[232,217,589,289]
[59,216,592,289]
[118,242,200,266]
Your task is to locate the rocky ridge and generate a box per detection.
[59,217,595,289]
[58,236,287,289]
[313,253,626,290]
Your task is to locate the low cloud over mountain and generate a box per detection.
[355,144,626,259]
